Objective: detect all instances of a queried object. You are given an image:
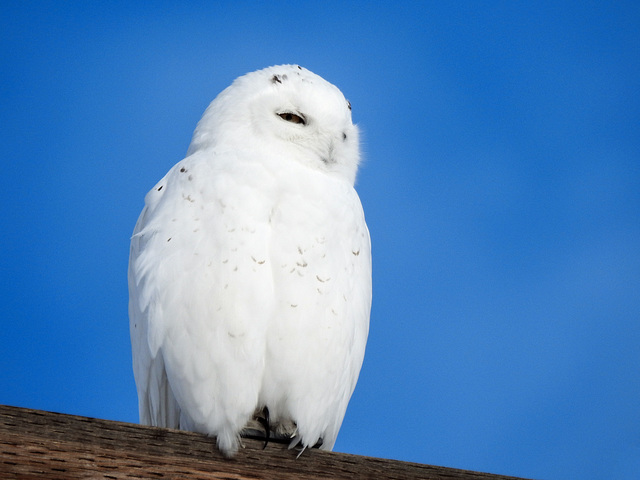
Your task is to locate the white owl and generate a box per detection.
[128,65,371,457]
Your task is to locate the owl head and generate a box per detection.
[187,65,360,184]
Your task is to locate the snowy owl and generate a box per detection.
[128,64,371,457]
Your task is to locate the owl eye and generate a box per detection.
[277,112,306,125]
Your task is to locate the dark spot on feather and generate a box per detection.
[167,237,171,242]
[343,132,347,141]
[180,167,187,173]
[347,100,352,111]
[157,185,163,191]
[271,74,288,84]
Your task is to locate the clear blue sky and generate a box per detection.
[1,2,639,479]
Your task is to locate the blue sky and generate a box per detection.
[1,2,639,478]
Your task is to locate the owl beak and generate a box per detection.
[321,140,337,165]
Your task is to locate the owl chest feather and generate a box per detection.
[147,152,365,338]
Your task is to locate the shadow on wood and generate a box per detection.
[0,404,529,479]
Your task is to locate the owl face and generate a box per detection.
[188,65,361,184]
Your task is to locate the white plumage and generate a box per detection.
[128,65,371,457]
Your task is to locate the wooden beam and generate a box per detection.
[0,404,527,479]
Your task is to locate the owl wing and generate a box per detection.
[128,176,181,430]
[128,150,276,455]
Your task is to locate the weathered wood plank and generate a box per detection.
[0,405,528,479]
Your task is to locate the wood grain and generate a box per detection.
[0,405,528,479]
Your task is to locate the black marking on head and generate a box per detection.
[347,101,352,111]
[180,167,187,173]
[342,132,347,141]
[297,65,302,70]
[157,185,163,191]
[271,74,288,84]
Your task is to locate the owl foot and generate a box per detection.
[241,407,301,449]
[240,406,271,448]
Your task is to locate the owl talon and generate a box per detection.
[257,406,270,449]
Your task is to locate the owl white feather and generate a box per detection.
[128,65,371,457]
